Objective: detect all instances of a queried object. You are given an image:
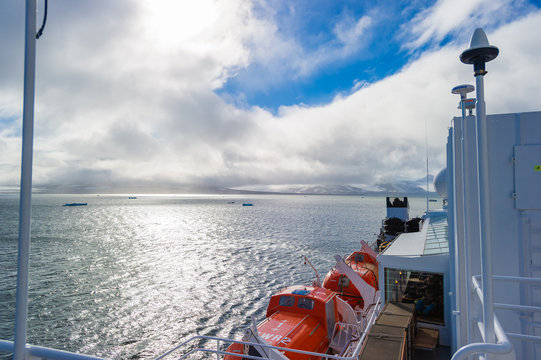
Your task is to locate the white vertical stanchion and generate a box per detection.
[452,84,475,349]
[14,1,38,359]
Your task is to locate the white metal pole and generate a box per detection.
[474,73,496,345]
[426,118,430,212]
[14,0,37,359]
[451,84,476,350]
[460,28,499,352]
[459,94,472,347]
[461,112,474,349]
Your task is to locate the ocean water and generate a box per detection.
[0,194,434,359]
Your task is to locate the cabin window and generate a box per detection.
[384,268,444,325]
[297,297,314,310]
[279,296,295,307]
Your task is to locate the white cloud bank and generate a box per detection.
[0,1,540,192]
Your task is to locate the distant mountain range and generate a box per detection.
[7,175,436,196]
[232,175,436,196]
[247,183,431,196]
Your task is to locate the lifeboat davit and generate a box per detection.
[322,241,379,312]
[224,285,360,360]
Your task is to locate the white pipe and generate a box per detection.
[494,303,541,313]
[506,332,541,342]
[458,94,473,348]
[458,276,516,360]
[474,72,496,345]
[451,317,514,360]
[14,1,37,359]
[463,113,475,347]
[0,340,105,360]
[492,275,541,284]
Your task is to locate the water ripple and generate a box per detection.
[0,194,430,359]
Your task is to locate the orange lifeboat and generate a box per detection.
[322,247,378,312]
[224,285,358,360]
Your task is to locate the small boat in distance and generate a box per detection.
[128,196,137,199]
[63,203,87,207]
[242,203,254,206]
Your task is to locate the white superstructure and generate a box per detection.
[449,110,541,359]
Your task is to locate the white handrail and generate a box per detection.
[155,298,382,360]
[0,340,105,360]
[451,276,514,360]
[451,317,513,360]
[491,275,541,284]
[156,335,356,360]
[473,275,541,313]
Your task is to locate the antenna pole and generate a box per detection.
[14,1,37,358]
[452,83,475,346]
[473,71,495,344]
[460,28,499,346]
[426,118,429,212]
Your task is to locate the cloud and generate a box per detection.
[1,1,541,192]
[401,0,533,50]
[217,4,377,93]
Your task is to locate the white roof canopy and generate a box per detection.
[378,212,449,273]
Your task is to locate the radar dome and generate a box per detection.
[433,168,447,199]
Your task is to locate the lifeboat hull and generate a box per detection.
[224,286,337,360]
[224,314,329,360]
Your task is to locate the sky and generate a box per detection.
[1,0,541,193]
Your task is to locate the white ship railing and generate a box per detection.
[451,275,521,360]
[487,276,541,345]
[155,299,381,360]
[0,299,380,360]
[0,340,105,360]
[156,336,355,360]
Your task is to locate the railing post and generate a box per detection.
[14,1,37,359]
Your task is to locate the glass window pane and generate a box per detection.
[279,296,295,307]
[297,298,314,310]
[384,268,444,325]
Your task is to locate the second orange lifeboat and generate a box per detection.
[322,249,378,311]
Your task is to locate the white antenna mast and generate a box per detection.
[460,27,499,346]
[425,116,429,212]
